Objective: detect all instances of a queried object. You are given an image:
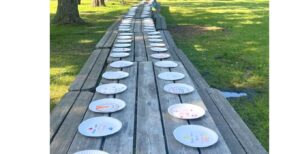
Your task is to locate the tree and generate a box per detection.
[52,0,85,24]
[92,0,106,7]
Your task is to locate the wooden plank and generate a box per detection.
[136,62,167,153]
[95,18,121,49]
[81,49,110,90]
[103,30,118,48]
[134,19,142,33]
[134,32,147,61]
[69,50,101,91]
[208,88,268,154]
[50,91,94,154]
[161,30,180,61]
[50,91,80,141]
[67,66,118,154]
[171,62,231,154]
[103,62,138,154]
[154,63,199,154]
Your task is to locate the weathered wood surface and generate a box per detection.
[208,88,268,154]
[50,91,80,141]
[95,19,121,49]
[136,62,166,153]
[69,49,110,91]
[50,91,94,154]
[134,19,142,33]
[134,32,147,61]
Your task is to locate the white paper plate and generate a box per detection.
[144,29,156,32]
[89,98,126,113]
[150,47,168,52]
[110,60,134,68]
[116,39,132,43]
[164,83,194,94]
[144,26,155,29]
[168,103,205,119]
[149,39,163,42]
[151,53,170,59]
[110,52,130,58]
[173,125,218,148]
[96,83,127,94]
[102,71,129,80]
[119,28,131,31]
[119,32,133,36]
[118,26,131,29]
[158,72,185,81]
[150,43,166,47]
[114,43,131,48]
[112,48,131,52]
[78,117,122,137]
[74,150,109,154]
[148,31,161,35]
[117,36,133,39]
[154,61,178,68]
[119,23,131,26]
[148,35,162,39]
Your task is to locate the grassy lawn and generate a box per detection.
[159,0,269,150]
[50,0,138,110]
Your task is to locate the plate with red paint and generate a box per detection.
[89,98,126,113]
[168,103,205,119]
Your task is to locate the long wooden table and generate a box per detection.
[51,2,267,154]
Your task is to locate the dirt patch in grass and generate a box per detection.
[169,25,224,38]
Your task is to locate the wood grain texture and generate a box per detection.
[134,32,147,62]
[50,91,80,141]
[134,19,142,33]
[136,62,167,154]
[50,91,94,154]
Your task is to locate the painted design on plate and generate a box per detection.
[114,43,131,48]
[151,53,170,59]
[78,117,122,137]
[158,72,185,81]
[150,47,168,52]
[96,83,127,94]
[89,98,126,113]
[73,150,109,154]
[168,103,205,119]
[102,71,129,80]
[112,48,131,52]
[173,125,218,148]
[154,61,178,68]
[110,52,130,58]
[163,83,194,94]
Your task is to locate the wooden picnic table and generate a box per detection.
[51,2,267,154]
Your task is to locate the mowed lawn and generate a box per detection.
[50,0,138,110]
[159,0,269,150]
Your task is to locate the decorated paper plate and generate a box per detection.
[144,26,155,29]
[110,52,130,58]
[119,28,131,32]
[118,26,131,29]
[150,47,168,52]
[168,103,205,119]
[89,98,126,113]
[158,72,185,81]
[119,32,133,36]
[112,48,131,52]
[78,117,122,137]
[163,83,194,94]
[74,150,109,154]
[117,36,132,39]
[110,60,134,68]
[148,31,161,35]
[96,83,127,94]
[102,71,129,80]
[150,43,166,47]
[114,43,131,48]
[154,61,178,68]
[148,35,162,39]
[116,39,132,43]
[149,39,163,42]
[173,125,218,148]
[144,29,156,32]
[151,53,170,59]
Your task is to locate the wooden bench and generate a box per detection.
[153,12,167,30]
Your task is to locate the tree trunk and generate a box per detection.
[99,0,106,6]
[52,0,85,24]
[92,0,105,6]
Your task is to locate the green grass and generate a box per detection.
[159,0,269,150]
[50,0,138,110]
